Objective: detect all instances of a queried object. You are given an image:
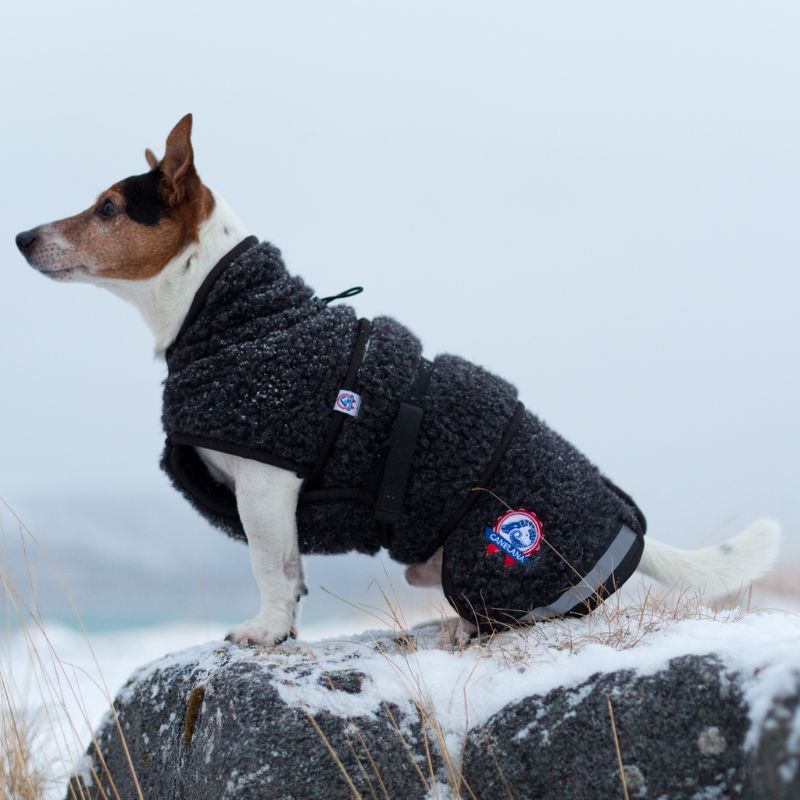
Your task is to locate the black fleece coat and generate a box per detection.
[162,240,646,629]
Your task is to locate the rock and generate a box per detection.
[462,655,749,799]
[68,644,438,800]
[748,671,800,800]
[462,656,800,800]
[66,629,800,800]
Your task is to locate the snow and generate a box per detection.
[4,592,799,799]
[1,616,393,799]
[252,606,800,762]
[71,754,94,790]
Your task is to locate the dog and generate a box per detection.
[15,114,782,646]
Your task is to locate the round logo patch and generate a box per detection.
[484,508,543,567]
[337,393,356,411]
[333,389,362,417]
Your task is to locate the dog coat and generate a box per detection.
[162,238,647,630]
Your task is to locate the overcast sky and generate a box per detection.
[1,1,798,558]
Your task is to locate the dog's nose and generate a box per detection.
[15,229,38,253]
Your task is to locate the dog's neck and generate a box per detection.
[99,193,249,357]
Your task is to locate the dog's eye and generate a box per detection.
[97,199,118,219]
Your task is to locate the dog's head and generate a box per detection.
[16,114,214,283]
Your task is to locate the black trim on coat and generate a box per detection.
[167,433,311,477]
[303,318,372,492]
[167,235,260,355]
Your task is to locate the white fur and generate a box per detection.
[405,548,443,588]
[198,448,304,645]
[86,195,311,644]
[636,519,782,597]
[97,193,249,356]
[85,191,782,647]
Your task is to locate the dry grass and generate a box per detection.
[2,490,796,800]
[606,697,629,800]
[473,582,754,672]
[0,498,143,800]
[302,571,782,799]
[0,701,47,800]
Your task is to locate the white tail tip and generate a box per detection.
[636,518,782,598]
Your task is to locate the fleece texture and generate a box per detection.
[162,240,646,629]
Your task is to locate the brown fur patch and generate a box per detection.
[42,181,214,280]
[26,114,215,281]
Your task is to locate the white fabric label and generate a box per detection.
[333,389,362,417]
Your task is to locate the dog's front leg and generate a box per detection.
[226,459,304,647]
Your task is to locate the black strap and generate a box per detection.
[373,358,433,524]
[304,318,372,491]
[320,286,364,304]
[424,401,526,559]
[299,486,375,506]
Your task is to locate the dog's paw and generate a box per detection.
[225,616,293,648]
[438,617,478,650]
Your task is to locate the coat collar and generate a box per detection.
[168,235,259,355]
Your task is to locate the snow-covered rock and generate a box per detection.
[66,609,800,799]
[464,654,798,800]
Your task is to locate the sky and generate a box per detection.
[0,1,798,626]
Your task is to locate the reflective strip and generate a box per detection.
[522,524,639,623]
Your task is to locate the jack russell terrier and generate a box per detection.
[15,115,781,646]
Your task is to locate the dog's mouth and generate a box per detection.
[31,263,86,281]
[23,250,90,280]
[17,228,90,280]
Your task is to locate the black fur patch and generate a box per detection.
[120,169,165,226]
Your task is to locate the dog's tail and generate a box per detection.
[635,519,782,597]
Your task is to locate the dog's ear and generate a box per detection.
[144,148,159,170]
[160,114,196,206]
